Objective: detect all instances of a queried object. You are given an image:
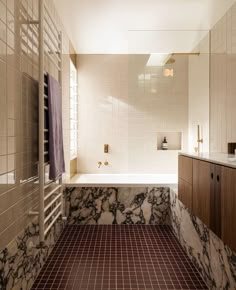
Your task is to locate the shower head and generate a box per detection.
[165,52,200,65]
[165,57,175,65]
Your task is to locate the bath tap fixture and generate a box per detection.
[104,144,109,153]
[197,125,203,153]
[104,160,109,166]
[98,161,102,168]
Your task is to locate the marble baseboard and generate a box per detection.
[65,187,170,225]
[0,220,64,290]
[170,189,236,290]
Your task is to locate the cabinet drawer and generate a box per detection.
[221,166,236,252]
[210,164,221,237]
[193,159,211,227]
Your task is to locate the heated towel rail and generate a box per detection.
[38,0,64,243]
[21,0,64,244]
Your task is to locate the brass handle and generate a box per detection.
[98,161,102,168]
[104,161,109,166]
[104,144,109,153]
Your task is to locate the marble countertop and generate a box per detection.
[180,152,236,169]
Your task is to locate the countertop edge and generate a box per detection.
[179,152,236,169]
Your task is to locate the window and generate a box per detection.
[70,60,78,160]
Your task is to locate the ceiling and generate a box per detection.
[54,0,235,54]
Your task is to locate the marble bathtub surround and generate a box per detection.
[65,187,170,225]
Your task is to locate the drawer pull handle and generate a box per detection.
[217,175,220,182]
[211,173,214,179]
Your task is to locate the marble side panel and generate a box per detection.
[170,189,236,290]
[65,187,170,225]
[0,220,64,290]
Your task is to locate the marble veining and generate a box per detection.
[170,189,236,290]
[65,187,170,225]
[2,185,236,290]
[0,221,63,290]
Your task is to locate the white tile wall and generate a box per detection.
[210,2,236,152]
[188,33,210,153]
[77,54,189,174]
[0,0,72,250]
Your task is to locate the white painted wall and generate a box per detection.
[188,34,210,153]
[77,54,189,174]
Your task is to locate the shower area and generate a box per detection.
[64,30,210,225]
[3,0,236,289]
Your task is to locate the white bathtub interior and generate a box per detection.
[65,173,178,188]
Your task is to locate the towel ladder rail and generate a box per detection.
[38,0,64,244]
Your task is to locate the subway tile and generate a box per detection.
[7,10,14,33]
[0,173,8,196]
[8,136,16,154]
[6,0,14,15]
[0,1,6,23]
[0,137,7,155]
[0,187,17,215]
[7,154,15,172]
[7,119,15,136]
[0,39,6,61]
[7,28,14,49]
[0,20,6,42]
[0,155,7,175]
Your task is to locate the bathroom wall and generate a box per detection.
[77,54,189,174]
[210,1,236,152]
[188,33,210,153]
[0,0,40,251]
[0,0,72,288]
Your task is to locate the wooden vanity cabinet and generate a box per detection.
[192,159,211,228]
[178,154,236,252]
[192,159,221,235]
[221,166,236,252]
[178,155,193,211]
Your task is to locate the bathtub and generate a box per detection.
[65,173,178,188]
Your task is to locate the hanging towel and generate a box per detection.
[47,73,65,180]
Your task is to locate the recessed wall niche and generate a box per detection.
[157,132,182,151]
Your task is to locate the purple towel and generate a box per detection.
[47,74,65,180]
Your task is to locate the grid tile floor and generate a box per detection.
[32,225,208,290]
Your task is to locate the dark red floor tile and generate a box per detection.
[32,225,208,290]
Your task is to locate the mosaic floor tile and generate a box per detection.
[32,225,208,290]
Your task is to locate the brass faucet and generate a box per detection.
[98,161,102,168]
[197,125,203,153]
